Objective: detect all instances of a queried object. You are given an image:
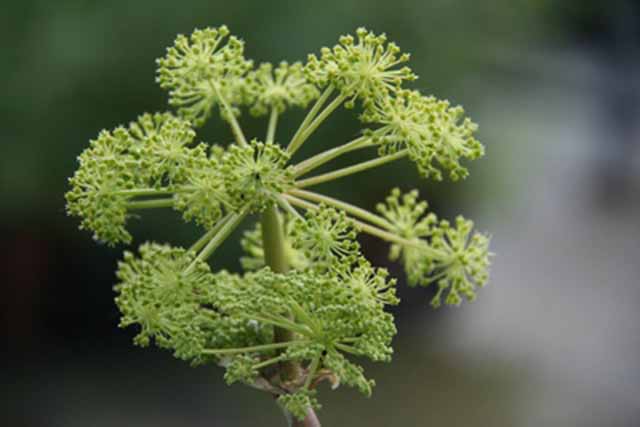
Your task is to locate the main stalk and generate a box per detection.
[261,204,321,427]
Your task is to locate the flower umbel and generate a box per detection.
[428,216,492,308]
[290,206,361,272]
[66,25,492,424]
[246,61,319,116]
[157,26,253,126]
[306,27,417,108]
[362,90,484,181]
[221,140,294,212]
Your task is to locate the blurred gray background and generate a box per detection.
[2,0,640,426]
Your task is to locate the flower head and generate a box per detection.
[377,189,491,306]
[427,216,492,307]
[376,188,437,284]
[115,243,269,363]
[156,26,253,126]
[65,113,204,245]
[220,140,294,212]
[290,207,361,272]
[65,127,139,244]
[362,90,484,180]
[246,61,319,116]
[339,259,399,308]
[172,145,228,228]
[306,28,416,108]
[128,112,201,186]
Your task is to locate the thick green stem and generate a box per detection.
[261,204,290,274]
[267,108,279,145]
[261,205,321,427]
[261,205,299,377]
[295,149,408,188]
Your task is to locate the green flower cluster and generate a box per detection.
[289,206,361,272]
[65,113,203,244]
[362,90,484,181]
[377,188,491,307]
[156,26,253,126]
[66,125,292,243]
[246,62,320,116]
[115,243,270,363]
[66,24,492,423]
[220,141,294,212]
[115,214,397,416]
[306,27,416,108]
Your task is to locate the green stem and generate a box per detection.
[260,205,322,426]
[260,311,315,336]
[261,204,302,382]
[188,213,233,253]
[247,314,313,337]
[288,189,394,230]
[126,198,174,210]
[287,86,334,153]
[114,188,176,197]
[212,82,248,147]
[292,136,373,177]
[295,149,408,188]
[304,356,320,389]
[276,194,303,220]
[184,206,249,274]
[267,108,279,145]
[334,342,361,356]
[289,92,347,156]
[202,340,310,356]
[253,355,285,370]
[289,300,322,336]
[261,204,290,274]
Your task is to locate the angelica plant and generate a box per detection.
[66,25,491,426]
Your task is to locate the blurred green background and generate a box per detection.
[3,0,640,426]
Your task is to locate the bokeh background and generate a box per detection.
[3,0,640,426]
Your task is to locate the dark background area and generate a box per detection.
[2,1,640,426]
